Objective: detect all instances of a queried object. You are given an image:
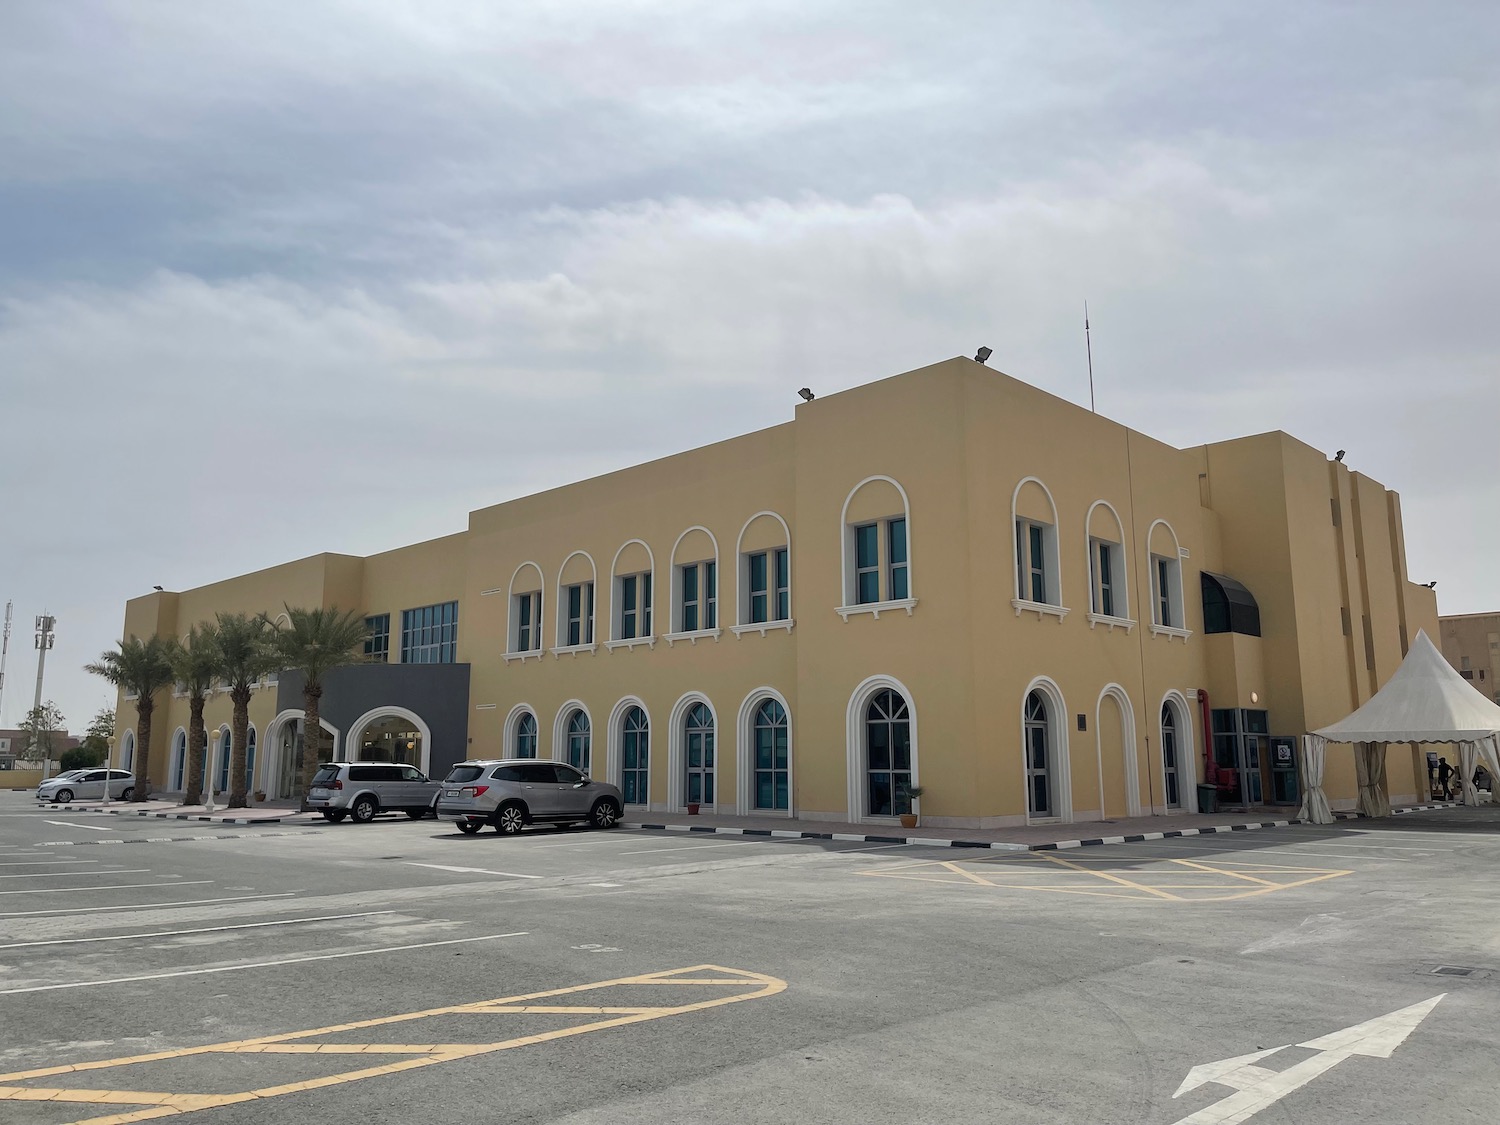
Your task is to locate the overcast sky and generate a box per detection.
[2,1,1496,731]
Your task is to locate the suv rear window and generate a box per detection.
[446,765,486,783]
[312,766,341,785]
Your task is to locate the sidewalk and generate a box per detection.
[37,796,324,826]
[620,802,1458,852]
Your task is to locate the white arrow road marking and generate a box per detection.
[404,862,542,879]
[43,820,112,832]
[1170,995,1444,1125]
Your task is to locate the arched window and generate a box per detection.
[865,689,912,816]
[683,702,715,806]
[1025,692,1053,816]
[566,710,591,772]
[170,730,186,790]
[216,729,231,793]
[246,727,258,792]
[1161,704,1182,810]
[621,706,649,804]
[121,729,136,773]
[753,699,789,811]
[515,712,538,759]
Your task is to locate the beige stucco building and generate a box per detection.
[1439,612,1500,705]
[112,357,1439,826]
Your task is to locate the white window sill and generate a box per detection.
[549,643,598,658]
[837,598,918,621]
[1150,624,1193,642]
[663,628,722,647]
[1013,599,1069,621]
[730,619,795,638]
[1087,613,1136,633]
[605,637,657,652]
[502,650,546,664]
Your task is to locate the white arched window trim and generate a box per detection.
[734,687,794,816]
[344,706,433,776]
[1094,684,1141,819]
[1145,519,1193,642]
[262,709,341,801]
[1158,690,1200,813]
[552,700,593,772]
[1021,676,1071,824]
[1084,500,1135,632]
[503,561,547,663]
[605,539,657,651]
[666,691,719,812]
[502,702,542,759]
[551,550,600,657]
[1012,477,1068,622]
[844,674,919,822]
[168,727,186,790]
[837,476,917,621]
[731,511,795,638]
[605,695,652,804]
[119,728,137,774]
[665,525,723,646]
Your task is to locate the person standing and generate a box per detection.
[1437,757,1455,801]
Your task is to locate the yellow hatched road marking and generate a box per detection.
[0,965,785,1125]
[1041,854,1181,899]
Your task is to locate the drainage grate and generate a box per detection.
[1433,966,1477,976]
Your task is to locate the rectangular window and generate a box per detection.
[565,582,594,647]
[399,601,458,664]
[364,614,390,663]
[774,547,789,621]
[747,548,790,623]
[1155,557,1176,627]
[678,562,715,632]
[855,523,880,604]
[1092,542,1115,617]
[1016,520,1051,603]
[749,551,769,623]
[887,518,908,601]
[513,590,541,652]
[618,573,652,640]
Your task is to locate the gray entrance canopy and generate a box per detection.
[1297,630,1500,822]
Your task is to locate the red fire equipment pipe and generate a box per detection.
[1198,688,1217,785]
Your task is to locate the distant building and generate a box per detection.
[1439,612,1500,704]
[0,728,80,770]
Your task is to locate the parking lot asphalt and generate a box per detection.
[1,790,1498,1124]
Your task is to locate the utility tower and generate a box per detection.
[0,601,11,725]
[32,614,56,778]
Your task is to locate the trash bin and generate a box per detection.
[1196,783,1218,814]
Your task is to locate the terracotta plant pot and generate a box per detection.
[686,803,700,815]
[899,814,918,829]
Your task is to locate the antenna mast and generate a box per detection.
[1085,301,1096,413]
[0,601,11,724]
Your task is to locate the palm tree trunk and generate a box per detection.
[134,696,154,801]
[185,695,205,806]
[297,680,325,812]
[229,685,251,808]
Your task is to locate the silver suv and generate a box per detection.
[307,763,443,823]
[436,760,624,835]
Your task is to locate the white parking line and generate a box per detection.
[0,910,398,950]
[0,868,149,880]
[0,859,97,866]
[0,891,295,918]
[0,931,530,994]
[0,879,211,897]
[404,862,542,879]
[43,820,112,832]
[616,841,752,855]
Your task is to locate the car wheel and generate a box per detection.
[55,789,73,803]
[456,819,483,835]
[120,787,135,801]
[351,797,378,824]
[322,810,347,823]
[590,798,622,829]
[494,803,526,835]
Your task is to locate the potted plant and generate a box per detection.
[898,783,923,829]
[686,801,700,815]
[252,790,267,804]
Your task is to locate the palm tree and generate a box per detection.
[85,636,175,801]
[167,624,221,805]
[215,612,276,808]
[263,605,369,808]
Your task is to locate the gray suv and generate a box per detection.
[436,759,624,835]
[307,763,443,823]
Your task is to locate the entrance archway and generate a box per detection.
[263,710,341,799]
[345,707,432,775]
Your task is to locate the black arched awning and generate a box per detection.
[1201,572,1262,637]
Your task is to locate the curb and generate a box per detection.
[35,804,319,827]
[622,803,1459,852]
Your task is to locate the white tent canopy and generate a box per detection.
[1297,630,1500,822]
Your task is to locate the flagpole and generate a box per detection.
[1085,301,1096,413]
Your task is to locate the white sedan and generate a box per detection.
[37,769,135,803]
